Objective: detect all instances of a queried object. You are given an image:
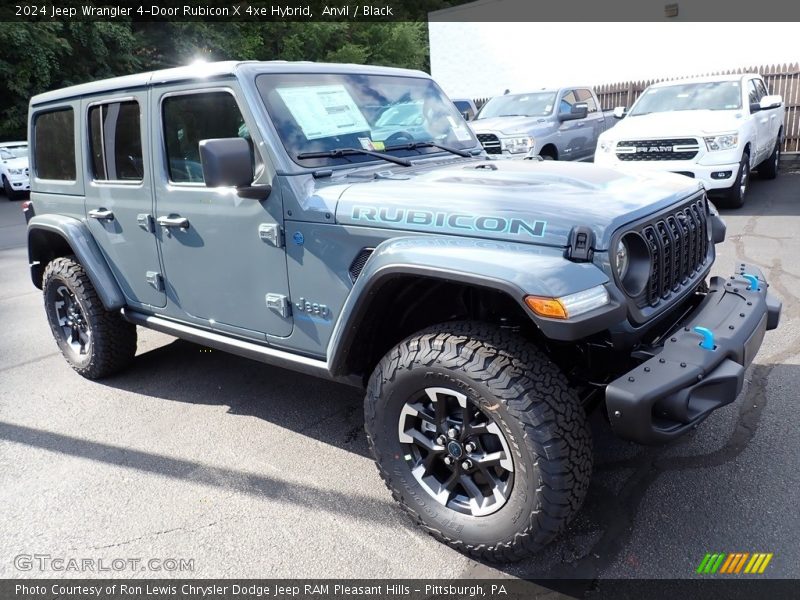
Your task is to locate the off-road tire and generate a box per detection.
[759,137,780,180]
[43,256,137,379]
[365,321,592,561]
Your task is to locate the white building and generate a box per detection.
[429,2,798,99]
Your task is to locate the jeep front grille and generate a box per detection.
[616,138,700,161]
[476,133,502,154]
[639,197,709,307]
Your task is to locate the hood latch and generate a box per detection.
[566,226,595,262]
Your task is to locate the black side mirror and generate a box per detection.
[559,102,589,121]
[199,137,254,188]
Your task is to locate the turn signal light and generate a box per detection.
[525,296,568,319]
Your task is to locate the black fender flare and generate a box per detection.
[28,214,126,311]
[326,235,625,376]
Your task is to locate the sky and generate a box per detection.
[428,22,799,99]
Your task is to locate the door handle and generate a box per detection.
[88,208,114,221]
[157,215,190,229]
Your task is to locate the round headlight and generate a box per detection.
[616,232,651,297]
[615,239,629,280]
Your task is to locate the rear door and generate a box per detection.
[82,93,166,308]
[151,82,292,339]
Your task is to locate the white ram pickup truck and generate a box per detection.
[595,74,785,207]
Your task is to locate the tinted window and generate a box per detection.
[89,101,143,181]
[755,79,768,99]
[34,109,75,180]
[162,92,251,184]
[576,89,597,112]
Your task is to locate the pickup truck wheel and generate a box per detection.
[759,138,780,180]
[721,151,750,209]
[43,256,137,379]
[365,321,592,561]
[3,177,19,200]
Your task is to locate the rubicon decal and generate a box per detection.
[696,552,774,574]
[350,206,546,238]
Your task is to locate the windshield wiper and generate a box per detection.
[296,147,411,167]
[384,141,472,158]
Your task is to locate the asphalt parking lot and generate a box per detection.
[1,171,798,584]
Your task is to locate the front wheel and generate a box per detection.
[759,137,780,180]
[43,256,137,379]
[720,151,750,209]
[365,322,592,561]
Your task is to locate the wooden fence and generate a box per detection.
[473,63,800,153]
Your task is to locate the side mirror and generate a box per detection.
[559,102,589,121]
[613,106,627,119]
[199,138,254,188]
[759,94,782,111]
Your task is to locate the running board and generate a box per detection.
[122,309,361,387]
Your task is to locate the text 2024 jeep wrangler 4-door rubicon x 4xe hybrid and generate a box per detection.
[26,62,781,561]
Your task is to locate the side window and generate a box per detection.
[755,79,768,99]
[34,108,75,180]
[559,90,577,114]
[748,80,763,106]
[88,101,143,182]
[162,91,252,184]
[576,89,597,113]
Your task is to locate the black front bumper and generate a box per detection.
[606,263,781,444]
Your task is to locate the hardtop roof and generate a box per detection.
[30,60,431,106]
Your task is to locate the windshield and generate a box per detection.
[256,73,477,167]
[0,146,28,159]
[475,92,556,119]
[629,81,742,116]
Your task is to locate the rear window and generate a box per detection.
[89,101,143,182]
[34,108,76,180]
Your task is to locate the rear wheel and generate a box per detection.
[43,256,137,379]
[365,322,592,561]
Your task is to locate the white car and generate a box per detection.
[595,74,784,207]
[0,141,30,200]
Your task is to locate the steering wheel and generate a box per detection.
[384,131,415,146]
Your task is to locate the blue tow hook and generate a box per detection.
[693,326,715,350]
[742,274,760,291]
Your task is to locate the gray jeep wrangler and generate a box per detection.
[25,61,781,561]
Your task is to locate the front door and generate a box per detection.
[556,89,587,159]
[82,93,166,308]
[151,82,292,338]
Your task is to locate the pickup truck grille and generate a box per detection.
[476,134,502,154]
[616,138,700,161]
[639,197,709,307]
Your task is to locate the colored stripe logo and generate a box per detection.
[696,552,773,574]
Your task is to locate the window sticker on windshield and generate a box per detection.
[277,85,370,140]
[545,104,553,112]
[358,137,375,151]
[452,125,472,142]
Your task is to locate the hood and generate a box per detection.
[328,159,702,251]
[606,109,744,139]
[470,116,550,136]
[1,156,28,170]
